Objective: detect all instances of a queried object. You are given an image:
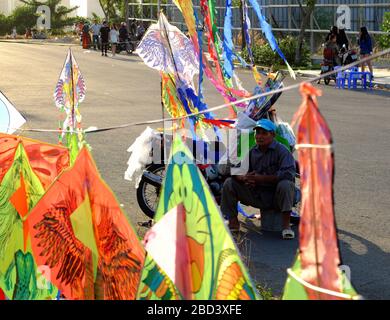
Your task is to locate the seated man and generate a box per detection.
[220,119,296,239]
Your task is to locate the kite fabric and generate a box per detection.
[141,135,259,300]
[143,204,191,299]
[282,83,359,300]
[0,135,70,299]
[246,0,295,79]
[223,0,234,79]
[173,0,250,114]
[27,148,145,300]
[54,48,87,148]
[136,13,199,86]
[137,254,182,300]
[136,14,216,132]
[0,91,26,134]
[0,134,70,189]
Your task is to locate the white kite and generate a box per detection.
[0,91,26,134]
[136,12,199,86]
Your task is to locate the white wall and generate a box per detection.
[69,0,104,18]
[0,0,104,18]
[0,0,23,15]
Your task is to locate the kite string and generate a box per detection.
[286,268,362,300]
[9,47,390,134]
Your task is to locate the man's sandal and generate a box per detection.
[282,229,295,240]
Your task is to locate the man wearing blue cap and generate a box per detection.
[221,119,296,239]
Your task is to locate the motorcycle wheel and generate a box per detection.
[136,164,166,219]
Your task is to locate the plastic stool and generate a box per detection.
[260,209,283,232]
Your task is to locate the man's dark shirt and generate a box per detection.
[100,26,110,42]
[247,140,296,207]
[119,26,128,41]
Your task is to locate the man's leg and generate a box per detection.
[274,180,295,231]
[221,177,263,229]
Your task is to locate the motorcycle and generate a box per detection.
[115,35,140,55]
[339,45,358,66]
[136,132,301,223]
[320,44,359,85]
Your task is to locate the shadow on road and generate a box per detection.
[239,219,299,298]
[338,229,390,300]
[242,223,390,299]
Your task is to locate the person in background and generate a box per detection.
[337,29,349,50]
[90,20,101,50]
[136,22,145,41]
[109,24,119,57]
[82,22,91,49]
[100,21,110,57]
[119,22,129,51]
[25,28,32,39]
[11,27,17,39]
[130,19,137,37]
[358,26,374,76]
[325,25,338,43]
[324,33,341,66]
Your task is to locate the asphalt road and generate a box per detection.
[1,42,389,299]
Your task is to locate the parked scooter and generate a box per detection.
[115,35,140,54]
[339,44,358,66]
[319,44,359,85]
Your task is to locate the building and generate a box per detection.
[0,0,23,15]
[69,0,104,18]
[0,0,104,18]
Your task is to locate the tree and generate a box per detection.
[379,12,390,50]
[7,6,37,34]
[20,0,78,33]
[295,0,316,65]
[98,0,121,21]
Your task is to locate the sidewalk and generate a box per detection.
[296,67,390,90]
[0,38,79,47]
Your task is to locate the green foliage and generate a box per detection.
[242,35,311,68]
[5,5,37,35]
[256,283,278,300]
[379,12,390,49]
[0,14,11,35]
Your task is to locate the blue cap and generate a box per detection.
[253,119,277,132]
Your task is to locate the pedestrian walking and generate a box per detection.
[90,20,101,50]
[100,21,110,57]
[110,24,119,57]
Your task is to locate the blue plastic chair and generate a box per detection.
[335,66,346,89]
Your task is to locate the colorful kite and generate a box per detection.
[0,135,70,299]
[137,13,216,133]
[0,134,70,189]
[282,83,359,300]
[246,0,295,79]
[0,90,26,134]
[136,13,199,87]
[54,48,87,159]
[136,255,182,300]
[141,135,259,300]
[27,148,145,300]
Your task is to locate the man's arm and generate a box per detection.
[245,145,296,187]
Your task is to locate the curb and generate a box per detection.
[0,39,79,47]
